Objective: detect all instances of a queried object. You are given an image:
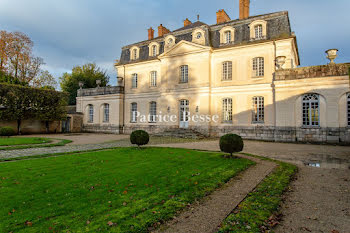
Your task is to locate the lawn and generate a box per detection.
[0,137,51,146]
[0,147,254,232]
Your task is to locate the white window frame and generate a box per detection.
[180,65,188,83]
[347,93,350,126]
[149,101,157,123]
[225,31,232,44]
[222,98,233,123]
[252,97,264,123]
[222,61,232,80]
[255,25,263,39]
[131,103,138,123]
[150,71,157,87]
[152,45,157,57]
[252,57,264,77]
[132,73,138,88]
[302,94,320,127]
[88,105,94,123]
[103,104,109,123]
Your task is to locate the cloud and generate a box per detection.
[0,0,349,85]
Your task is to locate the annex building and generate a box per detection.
[76,0,350,144]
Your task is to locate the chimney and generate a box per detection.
[216,9,231,24]
[184,18,192,27]
[158,24,171,37]
[148,27,154,40]
[239,0,250,20]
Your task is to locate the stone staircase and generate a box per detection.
[154,128,207,139]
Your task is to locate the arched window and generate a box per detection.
[255,25,263,39]
[224,31,232,44]
[150,71,157,87]
[347,93,350,126]
[252,57,264,77]
[149,101,157,122]
[152,45,157,56]
[252,97,264,123]
[103,104,109,123]
[222,61,232,80]
[180,65,188,83]
[132,73,138,88]
[88,105,94,123]
[131,103,137,123]
[302,94,320,127]
[222,98,233,122]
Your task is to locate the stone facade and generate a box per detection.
[76,8,350,144]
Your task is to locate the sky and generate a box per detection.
[0,0,349,86]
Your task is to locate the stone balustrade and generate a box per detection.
[275,63,350,81]
[77,86,124,97]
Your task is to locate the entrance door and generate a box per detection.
[179,100,189,128]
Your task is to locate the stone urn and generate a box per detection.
[275,56,286,70]
[96,79,101,87]
[78,81,84,89]
[326,49,338,64]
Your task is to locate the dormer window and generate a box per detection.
[148,42,160,57]
[249,20,267,40]
[192,28,206,45]
[130,46,140,60]
[219,26,235,45]
[225,31,232,44]
[164,35,176,51]
[255,25,263,39]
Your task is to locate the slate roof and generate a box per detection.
[117,11,293,65]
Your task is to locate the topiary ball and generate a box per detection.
[130,130,150,147]
[219,134,244,156]
[0,127,16,137]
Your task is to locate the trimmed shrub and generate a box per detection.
[0,127,16,137]
[130,130,149,148]
[219,134,244,157]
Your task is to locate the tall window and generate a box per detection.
[252,97,264,123]
[132,73,138,88]
[222,98,233,122]
[255,25,263,39]
[103,104,109,123]
[132,49,137,60]
[131,103,137,123]
[88,105,94,123]
[347,93,350,126]
[150,71,157,87]
[224,31,232,44]
[149,102,157,122]
[253,57,264,77]
[222,61,232,80]
[152,45,157,56]
[302,94,319,127]
[180,65,188,83]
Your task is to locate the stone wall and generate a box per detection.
[275,63,349,81]
[209,126,350,145]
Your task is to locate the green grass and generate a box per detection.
[218,155,297,233]
[0,137,51,146]
[0,147,254,232]
[0,139,72,151]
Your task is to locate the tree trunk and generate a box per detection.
[17,119,21,135]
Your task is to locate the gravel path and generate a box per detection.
[155,155,276,233]
[0,140,132,159]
